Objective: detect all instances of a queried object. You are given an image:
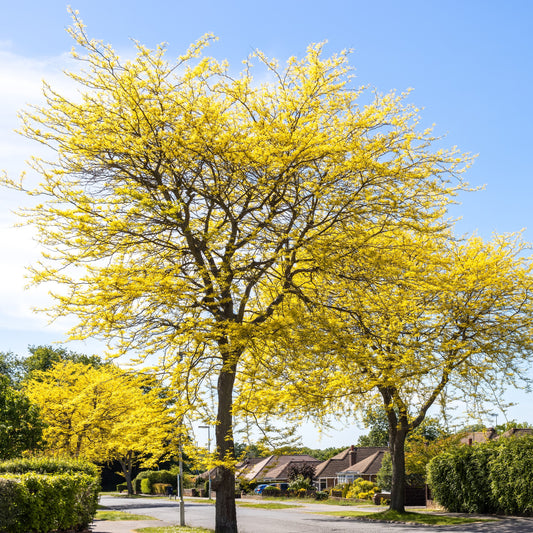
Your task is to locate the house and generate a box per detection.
[314,445,388,491]
[236,454,321,484]
[460,427,498,445]
[335,449,387,484]
[459,427,533,446]
[499,428,533,439]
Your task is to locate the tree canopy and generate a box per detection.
[3,11,473,531]
[238,230,533,511]
[0,374,43,459]
[25,360,175,494]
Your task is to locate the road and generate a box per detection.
[98,495,533,533]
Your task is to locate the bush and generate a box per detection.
[345,478,379,500]
[376,452,392,491]
[134,469,177,494]
[0,478,29,533]
[116,482,128,492]
[0,456,99,477]
[262,485,281,497]
[153,482,172,495]
[427,443,498,513]
[490,436,533,515]
[315,490,329,501]
[427,437,533,515]
[0,471,99,533]
[140,477,151,494]
[236,477,254,494]
[0,456,100,533]
[288,474,312,491]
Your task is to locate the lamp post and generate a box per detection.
[199,425,212,499]
[178,435,185,525]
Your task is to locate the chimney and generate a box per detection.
[349,445,357,466]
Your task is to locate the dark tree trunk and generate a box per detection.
[389,426,408,512]
[118,453,134,496]
[381,387,410,513]
[215,365,238,533]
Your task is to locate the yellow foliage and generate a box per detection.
[1,10,477,525]
[24,361,175,471]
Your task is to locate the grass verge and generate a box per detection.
[236,502,300,509]
[315,509,496,526]
[135,526,214,533]
[96,509,156,520]
[252,496,372,506]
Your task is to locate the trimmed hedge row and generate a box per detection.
[427,436,533,515]
[134,469,177,494]
[0,457,100,533]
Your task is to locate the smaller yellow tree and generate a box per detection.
[236,231,533,512]
[25,361,175,494]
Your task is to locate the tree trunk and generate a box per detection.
[118,453,134,496]
[389,426,408,512]
[215,365,238,533]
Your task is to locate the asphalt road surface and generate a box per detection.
[98,495,533,533]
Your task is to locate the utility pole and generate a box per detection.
[178,438,185,526]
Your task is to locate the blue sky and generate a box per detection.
[1,1,532,447]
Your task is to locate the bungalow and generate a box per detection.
[335,449,386,484]
[460,427,498,445]
[459,426,533,446]
[236,454,321,484]
[314,445,388,491]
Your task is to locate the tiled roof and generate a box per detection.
[236,455,320,482]
[460,428,498,445]
[499,428,533,439]
[315,446,388,480]
[337,450,386,477]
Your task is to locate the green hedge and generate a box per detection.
[427,436,533,515]
[490,436,533,515]
[0,457,100,533]
[262,485,281,497]
[0,478,28,533]
[134,469,177,494]
[0,472,99,533]
[0,456,99,477]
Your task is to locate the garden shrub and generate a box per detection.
[0,477,29,533]
[345,478,379,500]
[288,474,312,491]
[153,482,172,495]
[376,452,392,491]
[315,490,329,501]
[140,477,152,494]
[262,485,281,497]
[0,456,99,477]
[427,438,533,515]
[134,469,177,494]
[0,471,99,533]
[490,436,533,516]
[116,482,128,492]
[427,443,498,513]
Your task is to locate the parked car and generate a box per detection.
[253,484,270,494]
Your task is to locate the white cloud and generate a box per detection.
[0,50,77,335]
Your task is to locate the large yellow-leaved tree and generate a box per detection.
[237,231,533,511]
[3,10,471,531]
[25,361,174,494]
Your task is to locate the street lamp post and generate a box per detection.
[199,425,212,500]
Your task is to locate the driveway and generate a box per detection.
[98,495,533,533]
